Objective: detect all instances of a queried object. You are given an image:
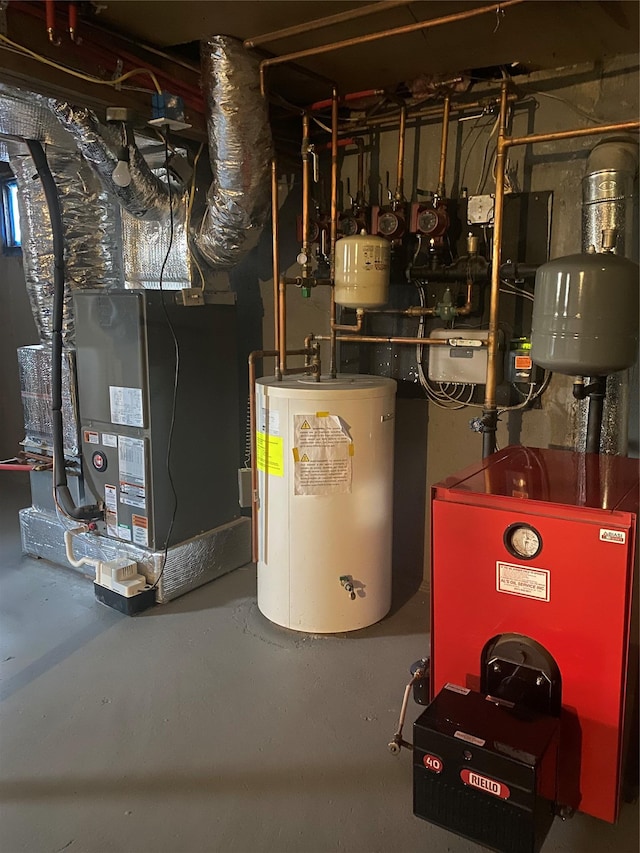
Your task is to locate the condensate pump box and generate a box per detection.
[413,686,559,853]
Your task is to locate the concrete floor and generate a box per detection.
[1,474,638,853]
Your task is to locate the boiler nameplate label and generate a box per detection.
[496,561,550,602]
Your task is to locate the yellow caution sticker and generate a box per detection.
[316,411,330,417]
[292,447,300,462]
[300,420,311,430]
[256,431,284,477]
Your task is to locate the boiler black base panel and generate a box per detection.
[413,686,559,853]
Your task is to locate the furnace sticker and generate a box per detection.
[496,561,550,602]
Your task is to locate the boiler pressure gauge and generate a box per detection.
[504,523,542,560]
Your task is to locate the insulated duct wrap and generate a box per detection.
[122,190,191,288]
[0,84,74,148]
[50,102,174,221]
[195,36,273,268]
[19,509,251,604]
[18,345,79,456]
[10,149,121,344]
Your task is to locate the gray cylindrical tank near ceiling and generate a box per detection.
[530,251,639,376]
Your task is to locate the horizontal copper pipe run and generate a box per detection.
[260,0,525,69]
[309,89,384,112]
[312,334,451,345]
[244,0,412,48]
[505,120,640,148]
[338,94,518,135]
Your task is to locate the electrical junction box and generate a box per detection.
[467,194,495,225]
[414,685,559,853]
[74,289,241,551]
[428,329,503,385]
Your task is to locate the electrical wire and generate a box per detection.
[0,32,163,94]
[151,131,179,592]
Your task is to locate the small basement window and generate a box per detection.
[1,178,22,255]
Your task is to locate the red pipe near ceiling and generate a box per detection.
[9,1,204,113]
[0,464,33,472]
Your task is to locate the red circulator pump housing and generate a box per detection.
[414,446,638,852]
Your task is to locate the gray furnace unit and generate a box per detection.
[74,289,240,551]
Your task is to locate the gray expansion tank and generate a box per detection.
[530,251,639,376]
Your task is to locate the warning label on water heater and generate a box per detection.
[292,413,353,496]
[496,561,550,602]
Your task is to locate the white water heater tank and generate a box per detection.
[334,230,390,308]
[255,374,396,633]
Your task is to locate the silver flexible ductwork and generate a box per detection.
[9,148,121,345]
[49,36,273,270]
[50,102,174,222]
[575,136,639,455]
[194,35,273,268]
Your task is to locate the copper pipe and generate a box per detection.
[301,112,312,278]
[260,0,525,70]
[482,80,510,456]
[313,334,450,345]
[456,279,474,316]
[356,138,365,206]
[248,347,316,562]
[271,158,281,377]
[395,104,407,203]
[244,1,412,49]
[329,87,339,378]
[341,94,518,134]
[437,95,451,198]
[278,276,287,377]
[309,89,384,113]
[506,120,640,148]
[333,309,364,333]
[249,349,277,563]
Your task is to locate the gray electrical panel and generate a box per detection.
[74,289,240,550]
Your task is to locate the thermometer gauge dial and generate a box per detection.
[504,523,542,560]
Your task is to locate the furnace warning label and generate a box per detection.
[496,561,550,602]
[256,432,284,477]
[118,436,146,488]
[104,484,118,538]
[109,385,144,428]
[292,413,353,496]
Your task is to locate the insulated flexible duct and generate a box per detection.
[194,36,273,268]
[50,102,174,221]
[50,36,273,270]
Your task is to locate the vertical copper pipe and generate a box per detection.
[356,138,365,207]
[329,86,339,378]
[271,158,281,378]
[395,104,407,202]
[249,349,277,564]
[301,112,312,277]
[437,95,451,198]
[278,276,287,377]
[482,80,510,457]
